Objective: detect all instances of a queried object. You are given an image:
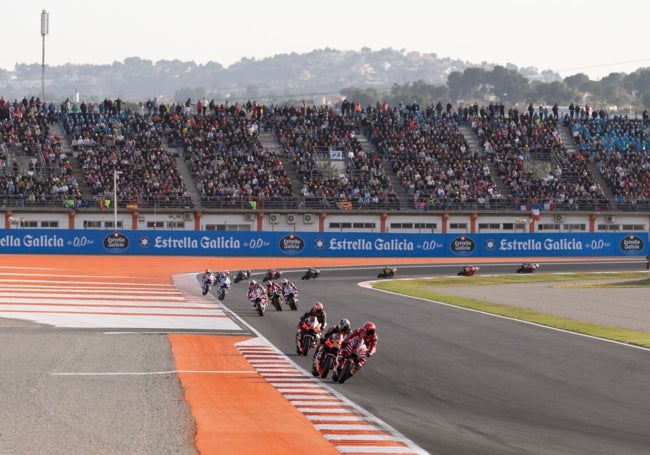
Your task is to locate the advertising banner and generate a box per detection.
[0,230,647,257]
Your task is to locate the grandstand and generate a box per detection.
[1,96,648,233]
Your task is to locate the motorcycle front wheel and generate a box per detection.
[301,334,313,356]
[255,301,264,317]
[320,354,334,379]
[338,359,353,383]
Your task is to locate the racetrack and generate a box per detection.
[1,256,649,454]
[229,260,650,455]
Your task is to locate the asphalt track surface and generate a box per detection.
[1,256,649,454]
[227,259,650,455]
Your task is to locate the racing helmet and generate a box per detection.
[249,279,257,286]
[363,321,376,336]
[281,278,289,285]
[205,269,211,274]
[338,318,351,333]
[311,301,324,315]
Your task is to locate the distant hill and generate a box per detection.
[0,47,562,104]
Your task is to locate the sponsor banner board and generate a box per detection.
[0,230,647,257]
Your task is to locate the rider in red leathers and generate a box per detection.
[335,321,378,379]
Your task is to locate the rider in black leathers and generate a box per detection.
[295,302,328,354]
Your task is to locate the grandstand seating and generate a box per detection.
[1,96,648,213]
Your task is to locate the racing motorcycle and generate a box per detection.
[301,267,320,280]
[262,269,282,282]
[233,269,251,284]
[284,288,299,311]
[267,285,283,311]
[312,331,345,379]
[377,267,397,279]
[249,288,268,316]
[297,315,322,356]
[332,336,368,384]
[201,273,215,296]
[215,272,231,300]
[458,265,480,276]
[516,263,540,273]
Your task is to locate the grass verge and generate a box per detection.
[372,272,650,349]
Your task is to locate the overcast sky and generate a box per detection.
[2,1,649,80]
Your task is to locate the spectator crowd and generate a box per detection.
[2,94,649,212]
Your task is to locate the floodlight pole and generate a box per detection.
[40,10,49,103]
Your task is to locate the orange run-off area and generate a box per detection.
[1,254,618,454]
[170,334,341,455]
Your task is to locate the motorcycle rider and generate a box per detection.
[281,278,298,298]
[333,321,378,380]
[320,318,350,343]
[235,269,251,282]
[463,265,479,275]
[313,318,351,374]
[295,302,328,354]
[306,267,320,278]
[266,279,283,303]
[315,318,350,358]
[266,279,282,295]
[202,269,215,286]
[247,279,266,303]
[382,265,393,277]
[522,262,539,272]
[265,268,280,280]
[217,270,231,288]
